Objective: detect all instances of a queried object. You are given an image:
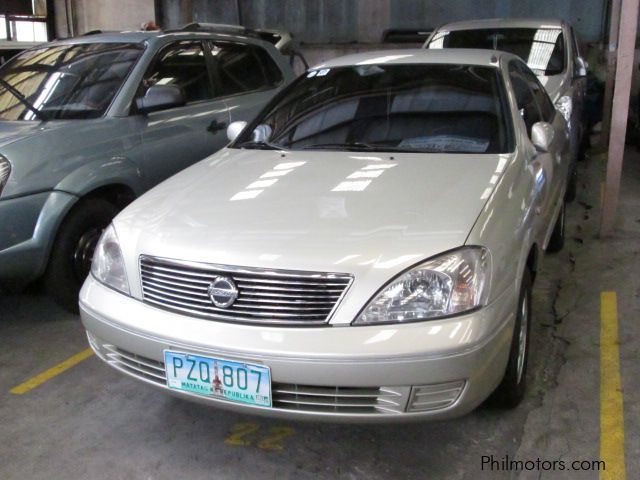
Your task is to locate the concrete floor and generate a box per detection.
[1,147,638,480]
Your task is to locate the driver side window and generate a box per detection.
[139,41,213,107]
[508,62,542,136]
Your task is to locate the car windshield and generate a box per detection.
[233,63,511,154]
[427,28,565,76]
[0,42,144,121]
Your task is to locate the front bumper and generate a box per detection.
[0,190,76,286]
[80,275,517,423]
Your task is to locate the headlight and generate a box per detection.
[91,224,130,295]
[555,95,572,124]
[354,247,491,325]
[0,155,10,195]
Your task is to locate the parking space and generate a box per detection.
[1,149,637,479]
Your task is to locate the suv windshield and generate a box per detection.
[427,28,565,76]
[234,64,511,154]
[0,42,144,121]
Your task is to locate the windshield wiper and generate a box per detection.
[0,78,49,121]
[235,140,283,150]
[301,142,426,153]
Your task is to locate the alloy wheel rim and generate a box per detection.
[516,293,529,384]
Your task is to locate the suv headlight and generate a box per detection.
[91,224,130,295]
[354,247,491,325]
[555,95,572,124]
[0,155,10,195]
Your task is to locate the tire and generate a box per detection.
[490,269,532,408]
[44,198,118,313]
[546,201,566,253]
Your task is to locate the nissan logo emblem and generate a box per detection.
[207,276,238,308]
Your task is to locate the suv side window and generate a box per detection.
[141,41,212,104]
[508,62,542,136]
[207,41,283,97]
[517,63,556,122]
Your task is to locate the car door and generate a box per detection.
[509,62,567,237]
[133,40,231,189]
[205,40,286,124]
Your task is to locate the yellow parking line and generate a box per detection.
[10,348,94,395]
[600,292,626,480]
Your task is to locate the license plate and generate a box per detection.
[164,350,271,407]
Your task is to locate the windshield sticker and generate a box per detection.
[306,70,318,78]
[399,136,490,153]
[316,68,331,77]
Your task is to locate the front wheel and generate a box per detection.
[44,198,118,313]
[490,269,532,408]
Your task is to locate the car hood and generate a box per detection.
[0,120,44,148]
[116,148,511,285]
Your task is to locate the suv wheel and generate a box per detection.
[490,269,532,408]
[45,198,118,313]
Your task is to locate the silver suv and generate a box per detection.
[425,18,588,201]
[0,24,295,309]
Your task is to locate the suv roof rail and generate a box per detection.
[170,23,294,51]
[82,29,105,36]
[169,22,308,69]
[177,22,247,35]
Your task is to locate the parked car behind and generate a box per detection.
[0,25,295,309]
[80,49,571,422]
[425,18,587,200]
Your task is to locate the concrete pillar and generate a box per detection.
[600,0,639,236]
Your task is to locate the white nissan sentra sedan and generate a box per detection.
[80,49,570,422]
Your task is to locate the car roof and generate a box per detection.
[312,48,514,69]
[44,29,269,47]
[434,18,565,32]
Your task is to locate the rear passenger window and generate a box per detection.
[141,41,212,103]
[208,42,283,96]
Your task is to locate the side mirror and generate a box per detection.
[531,122,555,152]
[136,85,185,114]
[227,121,247,142]
[575,57,588,78]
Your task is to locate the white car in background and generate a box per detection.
[425,18,588,201]
[80,49,570,422]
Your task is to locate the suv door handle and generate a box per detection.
[207,119,228,133]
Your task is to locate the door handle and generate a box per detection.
[207,119,228,133]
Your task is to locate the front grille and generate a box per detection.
[103,344,166,384]
[96,341,408,415]
[139,255,353,325]
[272,383,407,414]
